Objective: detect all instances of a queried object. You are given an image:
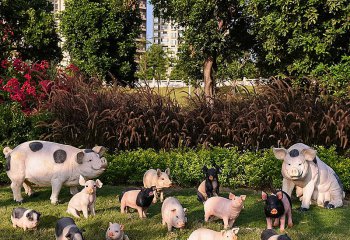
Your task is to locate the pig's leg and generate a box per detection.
[287,209,293,228]
[142,208,148,218]
[273,218,279,227]
[67,207,80,218]
[279,214,286,232]
[223,217,229,229]
[228,219,235,228]
[300,182,314,210]
[70,186,79,195]
[50,179,63,204]
[327,189,343,208]
[160,190,164,202]
[91,202,96,216]
[124,234,130,240]
[167,223,173,232]
[136,207,144,218]
[23,180,34,196]
[11,180,24,202]
[266,217,272,229]
[282,178,295,199]
[204,212,211,222]
[152,190,158,203]
[162,217,166,225]
[120,200,126,214]
[82,206,89,219]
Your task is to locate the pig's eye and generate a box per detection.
[85,185,88,188]
[161,178,164,180]
[88,159,92,162]
[116,230,119,233]
[108,228,110,230]
[299,163,302,166]
[288,163,291,166]
[176,216,179,218]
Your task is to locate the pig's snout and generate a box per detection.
[108,231,114,237]
[209,175,214,181]
[178,221,186,228]
[271,208,278,215]
[87,188,94,194]
[289,167,302,178]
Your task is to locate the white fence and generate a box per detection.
[137,77,269,88]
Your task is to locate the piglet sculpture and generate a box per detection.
[106,222,129,240]
[55,217,84,240]
[204,193,246,229]
[262,191,293,231]
[261,229,291,240]
[273,143,344,210]
[67,175,103,218]
[143,168,172,203]
[3,140,107,204]
[188,228,239,240]
[161,197,187,231]
[11,207,41,231]
[119,186,156,218]
[197,165,221,202]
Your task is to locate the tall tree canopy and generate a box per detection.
[249,0,350,77]
[0,0,62,61]
[60,0,141,84]
[151,0,254,102]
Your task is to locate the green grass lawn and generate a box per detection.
[0,186,349,240]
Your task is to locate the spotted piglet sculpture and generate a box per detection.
[262,191,292,231]
[188,228,239,240]
[3,140,107,204]
[161,197,187,232]
[119,186,156,218]
[67,175,103,218]
[197,165,221,202]
[106,222,129,240]
[204,193,246,229]
[55,217,85,240]
[261,229,291,240]
[143,168,172,203]
[273,143,344,210]
[11,207,41,231]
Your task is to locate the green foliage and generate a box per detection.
[136,44,168,80]
[0,0,62,62]
[249,0,350,78]
[60,0,141,83]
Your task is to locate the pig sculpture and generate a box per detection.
[188,228,239,240]
[55,217,85,240]
[11,207,41,231]
[261,229,291,240]
[3,140,107,204]
[106,222,129,240]
[262,191,293,231]
[273,143,344,210]
[204,193,246,229]
[197,165,221,202]
[161,197,187,232]
[143,168,172,203]
[119,186,156,218]
[67,175,103,218]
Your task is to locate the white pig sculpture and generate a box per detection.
[3,140,107,204]
[188,228,239,240]
[143,168,172,203]
[161,197,187,232]
[273,143,345,210]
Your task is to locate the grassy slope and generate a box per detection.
[0,186,349,240]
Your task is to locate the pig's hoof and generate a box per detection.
[325,204,335,209]
[288,223,293,228]
[15,199,24,204]
[298,207,308,212]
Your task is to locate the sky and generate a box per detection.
[146,1,153,48]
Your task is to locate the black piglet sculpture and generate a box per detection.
[197,165,221,202]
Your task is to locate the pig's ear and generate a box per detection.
[240,195,247,201]
[157,169,162,177]
[92,146,106,157]
[229,192,235,200]
[220,230,226,236]
[65,232,72,239]
[165,168,170,176]
[276,191,283,200]
[120,224,124,231]
[95,179,103,188]
[215,165,222,174]
[202,166,208,174]
[79,175,86,186]
[301,148,317,161]
[183,208,188,213]
[76,151,84,164]
[262,191,268,200]
[273,148,287,160]
[109,222,112,227]
[232,227,239,235]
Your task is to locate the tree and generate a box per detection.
[249,0,350,78]
[0,0,62,62]
[60,0,141,84]
[151,0,254,103]
[136,44,168,81]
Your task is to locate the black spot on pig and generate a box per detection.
[261,229,291,240]
[136,187,155,208]
[84,149,94,153]
[12,207,27,219]
[289,149,299,157]
[333,173,344,191]
[53,149,67,163]
[26,210,41,221]
[313,157,317,164]
[65,226,84,239]
[56,217,76,238]
[6,155,11,171]
[29,142,43,152]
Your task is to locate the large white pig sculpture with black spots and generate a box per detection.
[273,143,344,211]
[3,140,108,204]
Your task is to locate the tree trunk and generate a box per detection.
[204,56,214,105]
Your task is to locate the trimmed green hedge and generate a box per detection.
[1,146,349,191]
